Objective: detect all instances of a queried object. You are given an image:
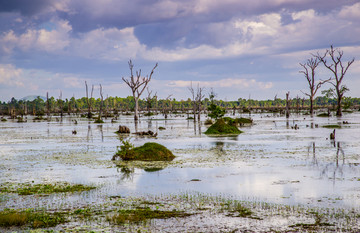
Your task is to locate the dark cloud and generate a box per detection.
[56,0,359,49]
[0,0,53,16]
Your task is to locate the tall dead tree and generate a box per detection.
[46,92,50,117]
[285,92,290,118]
[164,94,172,119]
[315,45,355,116]
[188,82,205,122]
[299,57,330,116]
[98,84,104,121]
[122,60,158,121]
[85,81,94,118]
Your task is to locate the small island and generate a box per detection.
[113,142,175,161]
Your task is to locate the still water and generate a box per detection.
[1,111,360,210]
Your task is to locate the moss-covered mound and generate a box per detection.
[117,142,175,161]
[205,119,243,135]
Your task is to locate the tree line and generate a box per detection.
[1,94,359,117]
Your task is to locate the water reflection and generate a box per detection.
[87,124,93,142]
[308,140,347,182]
[116,165,134,181]
[97,124,104,142]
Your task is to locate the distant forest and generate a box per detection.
[1,95,360,116]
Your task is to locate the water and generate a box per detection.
[1,111,360,211]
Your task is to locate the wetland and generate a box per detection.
[1,110,360,232]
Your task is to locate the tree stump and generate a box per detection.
[117,125,130,134]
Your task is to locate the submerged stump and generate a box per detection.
[116,125,130,134]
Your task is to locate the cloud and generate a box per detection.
[0,64,24,87]
[167,78,273,89]
[0,19,71,54]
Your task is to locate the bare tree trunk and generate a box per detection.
[286,92,290,118]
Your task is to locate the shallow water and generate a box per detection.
[1,111,360,211]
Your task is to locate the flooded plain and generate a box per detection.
[1,110,360,232]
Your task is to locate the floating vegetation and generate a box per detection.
[1,118,7,122]
[158,126,166,130]
[0,209,66,228]
[205,118,243,135]
[0,182,96,195]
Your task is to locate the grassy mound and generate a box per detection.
[205,119,243,135]
[116,142,175,161]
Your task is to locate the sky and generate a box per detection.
[0,0,359,102]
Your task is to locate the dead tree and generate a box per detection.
[85,81,94,118]
[299,57,330,116]
[46,92,50,117]
[59,91,63,119]
[98,84,104,121]
[164,95,172,119]
[122,60,158,121]
[188,82,205,121]
[285,92,290,118]
[145,87,157,115]
[315,45,355,116]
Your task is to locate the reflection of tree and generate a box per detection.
[318,141,345,182]
[97,124,103,142]
[116,165,135,181]
[307,142,318,166]
[87,124,93,142]
[212,141,225,156]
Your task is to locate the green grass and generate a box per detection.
[0,182,96,195]
[0,209,66,228]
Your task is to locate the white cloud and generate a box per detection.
[0,64,24,87]
[166,78,273,89]
[0,19,71,54]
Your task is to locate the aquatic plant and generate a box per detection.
[108,208,191,225]
[0,182,96,195]
[0,209,66,228]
